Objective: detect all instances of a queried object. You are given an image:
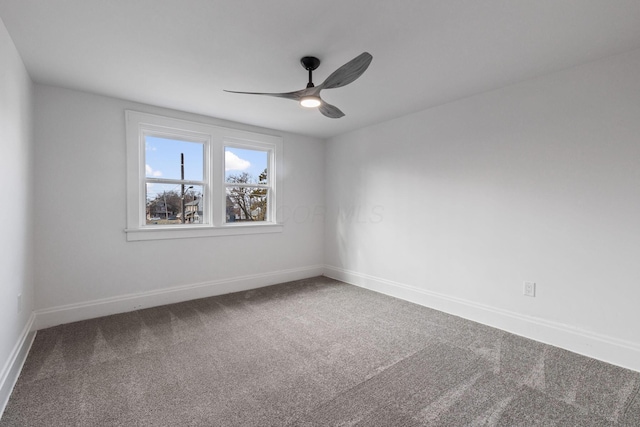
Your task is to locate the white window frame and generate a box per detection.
[125,111,283,241]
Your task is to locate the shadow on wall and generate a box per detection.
[335,204,385,272]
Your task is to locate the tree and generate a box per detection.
[226,168,267,221]
[251,168,268,220]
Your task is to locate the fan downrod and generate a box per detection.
[301,56,320,88]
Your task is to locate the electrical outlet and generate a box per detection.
[17,294,23,313]
[523,282,536,297]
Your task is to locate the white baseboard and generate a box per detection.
[324,265,640,373]
[0,312,36,419]
[36,265,324,330]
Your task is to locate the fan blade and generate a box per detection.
[319,52,373,90]
[319,101,345,119]
[223,89,305,101]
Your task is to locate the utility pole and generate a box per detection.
[163,191,168,220]
[181,153,185,224]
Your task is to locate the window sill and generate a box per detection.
[125,223,283,242]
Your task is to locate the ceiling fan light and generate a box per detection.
[300,96,321,108]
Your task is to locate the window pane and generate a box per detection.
[226,187,268,222]
[225,147,268,184]
[145,136,204,181]
[146,183,205,225]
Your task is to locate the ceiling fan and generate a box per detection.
[224,52,373,118]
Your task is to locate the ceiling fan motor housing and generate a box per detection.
[300,56,320,71]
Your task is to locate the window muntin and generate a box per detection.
[125,110,283,241]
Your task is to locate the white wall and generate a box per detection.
[0,16,35,412]
[33,85,325,327]
[324,48,640,371]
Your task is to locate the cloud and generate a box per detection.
[225,151,251,171]
[145,164,162,177]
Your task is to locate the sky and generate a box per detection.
[145,136,267,199]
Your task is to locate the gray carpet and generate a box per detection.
[2,276,639,426]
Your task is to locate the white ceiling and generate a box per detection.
[2,0,640,139]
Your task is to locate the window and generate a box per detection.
[145,136,206,225]
[125,111,283,241]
